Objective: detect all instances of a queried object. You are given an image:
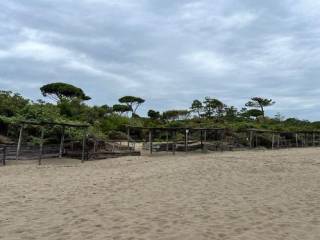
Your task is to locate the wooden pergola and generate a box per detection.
[248,129,320,149]
[15,120,89,165]
[126,126,226,155]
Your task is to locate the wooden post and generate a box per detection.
[93,140,97,153]
[39,126,45,165]
[204,130,207,153]
[277,134,280,148]
[127,127,130,149]
[272,133,275,150]
[149,130,153,155]
[172,130,176,155]
[313,132,316,147]
[305,133,307,147]
[16,124,24,161]
[296,133,299,147]
[200,130,203,151]
[185,129,189,152]
[59,126,65,158]
[166,131,169,152]
[81,128,87,163]
[2,147,6,166]
[249,131,253,148]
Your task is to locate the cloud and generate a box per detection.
[0,0,320,119]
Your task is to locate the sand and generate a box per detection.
[1,148,320,240]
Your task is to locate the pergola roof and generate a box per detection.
[19,120,89,128]
[127,126,225,131]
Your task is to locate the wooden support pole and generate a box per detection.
[81,128,87,163]
[313,132,316,147]
[16,125,24,161]
[272,133,275,150]
[166,131,169,152]
[59,126,65,158]
[200,130,203,151]
[149,130,153,155]
[277,134,280,149]
[249,131,253,148]
[127,127,130,149]
[93,140,97,153]
[305,133,307,147]
[2,147,6,166]
[172,131,176,155]
[38,127,45,165]
[296,133,299,147]
[185,129,189,152]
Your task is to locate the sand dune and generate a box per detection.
[1,148,320,240]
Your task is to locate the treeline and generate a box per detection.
[1,82,320,142]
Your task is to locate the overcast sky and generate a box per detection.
[1,0,320,120]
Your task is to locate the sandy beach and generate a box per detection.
[1,148,320,240]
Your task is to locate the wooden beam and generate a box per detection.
[59,126,65,158]
[38,127,45,165]
[16,124,24,161]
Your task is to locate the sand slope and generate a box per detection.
[1,148,320,240]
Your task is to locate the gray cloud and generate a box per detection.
[1,0,320,119]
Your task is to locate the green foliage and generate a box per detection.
[100,114,130,133]
[0,91,29,117]
[245,97,275,116]
[19,102,63,122]
[148,109,161,120]
[203,97,225,118]
[190,100,203,117]
[112,104,132,116]
[2,85,320,143]
[40,82,91,102]
[242,109,264,119]
[118,96,145,114]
